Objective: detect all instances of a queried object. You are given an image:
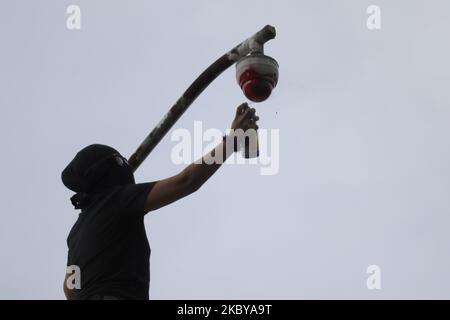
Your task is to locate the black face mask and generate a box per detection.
[61,144,135,209]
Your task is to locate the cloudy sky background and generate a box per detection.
[1,0,450,299]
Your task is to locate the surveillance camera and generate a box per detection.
[236,53,279,102]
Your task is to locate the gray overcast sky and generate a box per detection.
[1,0,450,299]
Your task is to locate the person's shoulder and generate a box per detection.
[115,182,156,198]
[112,182,157,217]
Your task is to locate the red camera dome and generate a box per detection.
[236,54,279,102]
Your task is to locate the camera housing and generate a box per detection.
[236,53,279,102]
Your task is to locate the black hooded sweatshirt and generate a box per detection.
[62,144,156,299]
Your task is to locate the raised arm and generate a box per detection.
[144,103,258,213]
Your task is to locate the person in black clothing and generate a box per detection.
[62,103,259,300]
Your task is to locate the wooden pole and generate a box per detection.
[128,25,276,171]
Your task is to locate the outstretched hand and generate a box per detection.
[231,103,259,132]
